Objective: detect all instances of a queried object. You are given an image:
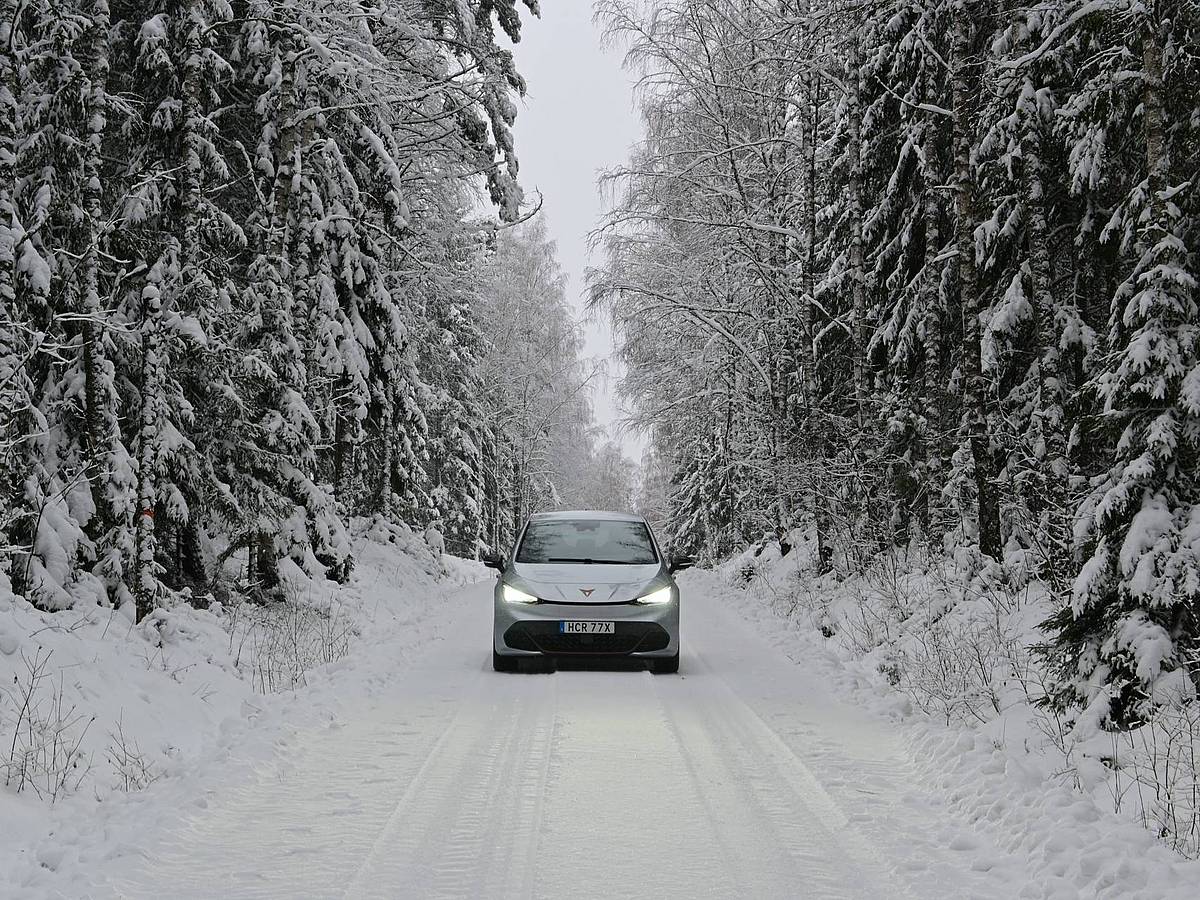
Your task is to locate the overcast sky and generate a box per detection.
[506,3,648,462]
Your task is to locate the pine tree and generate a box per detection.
[1057,2,1200,722]
[418,231,492,556]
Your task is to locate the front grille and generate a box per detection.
[536,632,643,653]
[504,622,670,655]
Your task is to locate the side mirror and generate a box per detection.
[481,553,506,572]
[668,554,695,575]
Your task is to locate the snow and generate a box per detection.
[1120,493,1173,597]
[0,517,478,896]
[1109,611,1175,685]
[698,534,1200,892]
[4,530,1199,897]
[16,239,50,296]
[982,271,1033,373]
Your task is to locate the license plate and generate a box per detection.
[560,621,615,634]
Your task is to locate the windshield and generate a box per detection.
[516,519,659,565]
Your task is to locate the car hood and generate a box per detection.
[508,562,664,604]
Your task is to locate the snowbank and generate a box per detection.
[0,515,484,897]
[684,531,1200,896]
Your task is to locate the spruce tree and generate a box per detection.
[1058,4,1200,722]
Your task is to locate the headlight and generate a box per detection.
[502,584,539,604]
[635,586,672,605]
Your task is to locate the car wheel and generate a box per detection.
[493,648,518,672]
[650,653,679,674]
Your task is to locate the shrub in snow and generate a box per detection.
[712,530,1200,858]
[731,560,761,588]
[1,648,94,801]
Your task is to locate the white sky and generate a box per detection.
[507,2,648,462]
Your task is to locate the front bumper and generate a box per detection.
[494,599,679,658]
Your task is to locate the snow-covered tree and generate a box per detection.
[1049,1,1200,723]
[595,0,1200,718]
[477,217,603,547]
[0,0,551,610]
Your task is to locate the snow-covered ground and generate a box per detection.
[5,529,1200,898]
[1,516,478,897]
[692,545,1200,898]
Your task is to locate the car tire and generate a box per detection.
[493,648,518,672]
[650,653,679,674]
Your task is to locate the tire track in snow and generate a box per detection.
[342,667,558,900]
[645,666,758,891]
[515,676,558,900]
[531,669,741,900]
[339,663,490,900]
[682,583,1023,898]
[427,677,558,899]
[657,645,907,900]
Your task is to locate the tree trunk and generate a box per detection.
[802,72,820,407]
[0,0,19,339]
[920,64,943,533]
[80,0,112,466]
[802,69,831,573]
[1025,133,1056,401]
[952,10,1000,560]
[255,531,279,599]
[78,0,136,602]
[334,397,348,499]
[134,280,162,619]
[379,393,396,517]
[267,35,304,261]
[179,0,204,270]
[847,35,868,420]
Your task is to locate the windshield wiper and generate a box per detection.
[546,557,637,565]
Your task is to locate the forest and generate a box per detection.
[1,0,1198,791]
[595,0,1200,727]
[1,0,631,621]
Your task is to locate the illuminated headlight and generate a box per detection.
[503,584,539,604]
[635,586,672,605]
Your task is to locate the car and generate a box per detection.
[485,510,694,674]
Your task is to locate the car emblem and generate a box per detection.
[580,588,595,597]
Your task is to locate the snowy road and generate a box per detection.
[105,578,1030,899]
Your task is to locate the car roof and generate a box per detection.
[527,510,646,524]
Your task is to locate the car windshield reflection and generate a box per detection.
[516,520,659,565]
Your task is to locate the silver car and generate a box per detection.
[485,510,693,674]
